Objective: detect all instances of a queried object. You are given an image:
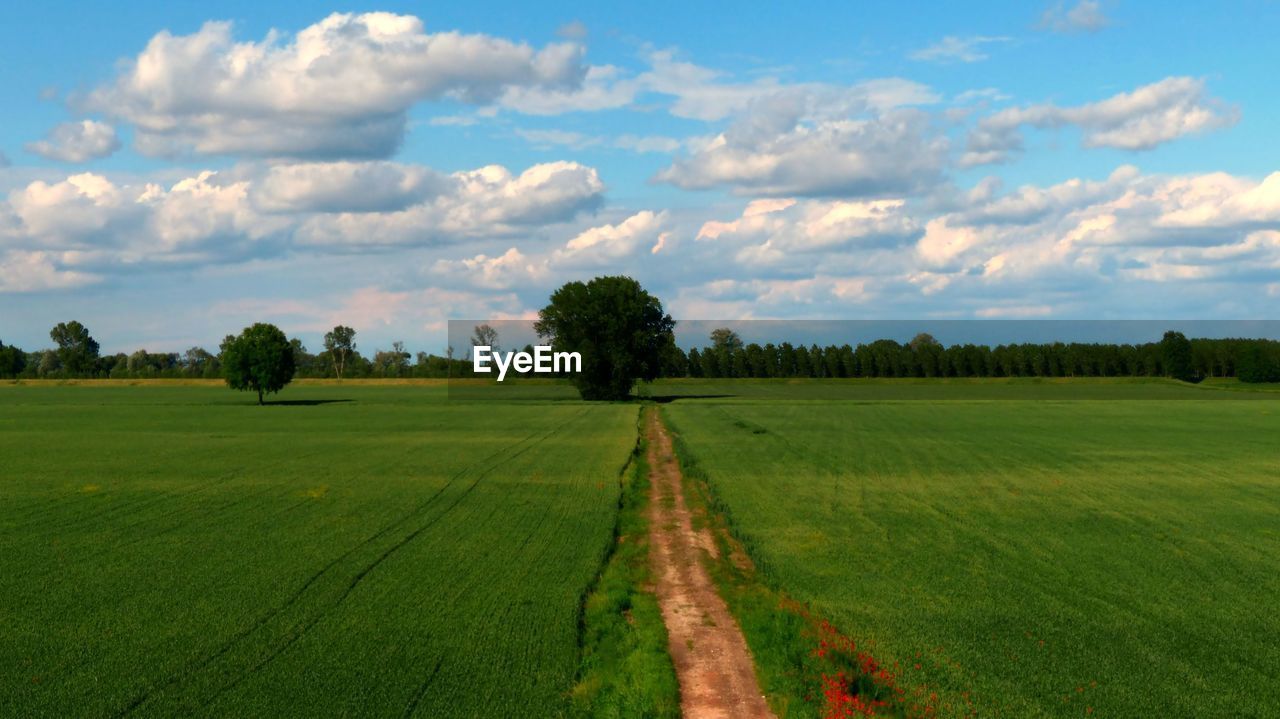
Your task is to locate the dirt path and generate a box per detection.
[645,409,775,719]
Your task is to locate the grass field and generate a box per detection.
[663,395,1280,717]
[0,384,639,717]
[6,379,1279,718]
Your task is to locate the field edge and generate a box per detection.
[570,406,681,718]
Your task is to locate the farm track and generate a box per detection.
[114,409,590,717]
[646,408,774,719]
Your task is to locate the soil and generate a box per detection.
[645,409,775,719]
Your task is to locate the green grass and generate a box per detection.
[642,376,1280,401]
[572,408,680,719]
[663,396,1280,717]
[0,384,638,718]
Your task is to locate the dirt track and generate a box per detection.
[646,409,774,719]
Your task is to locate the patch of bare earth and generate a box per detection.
[646,409,775,719]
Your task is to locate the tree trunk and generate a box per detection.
[257,388,264,405]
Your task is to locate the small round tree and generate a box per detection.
[535,276,676,401]
[220,323,296,404]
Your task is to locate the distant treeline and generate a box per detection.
[0,322,472,381]
[663,331,1280,383]
[3,322,1279,383]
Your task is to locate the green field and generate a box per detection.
[663,396,1280,717]
[5,380,1280,718]
[0,384,638,717]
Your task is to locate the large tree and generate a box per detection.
[535,276,676,400]
[49,320,99,376]
[220,323,296,404]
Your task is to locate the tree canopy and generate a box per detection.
[323,325,357,380]
[0,340,27,377]
[535,276,676,400]
[220,323,296,404]
[49,321,99,375]
[1160,330,1198,382]
[709,327,743,353]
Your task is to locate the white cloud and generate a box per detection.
[909,36,1010,64]
[292,161,605,247]
[24,120,121,162]
[697,198,918,266]
[554,210,669,266]
[499,65,640,115]
[0,160,605,285]
[85,12,586,159]
[432,247,549,289]
[0,250,99,292]
[1039,1,1109,33]
[642,165,1280,320]
[964,77,1236,164]
[251,161,444,213]
[656,107,948,197]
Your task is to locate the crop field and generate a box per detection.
[663,391,1280,717]
[0,384,638,718]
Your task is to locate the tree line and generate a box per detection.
[662,329,1280,383]
[0,321,474,381]
[4,321,1279,386]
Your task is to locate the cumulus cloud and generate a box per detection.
[0,250,99,292]
[251,161,445,213]
[292,161,604,247]
[644,165,1280,319]
[554,210,670,266]
[432,247,549,289]
[697,198,918,266]
[909,36,1010,64]
[24,120,121,162]
[1039,0,1109,33]
[84,12,586,159]
[963,77,1236,165]
[657,104,948,197]
[0,160,604,285]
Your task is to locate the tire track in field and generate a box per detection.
[197,410,588,709]
[647,408,775,719]
[13,443,321,537]
[400,658,445,719]
[114,408,589,717]
[9,450,331,583]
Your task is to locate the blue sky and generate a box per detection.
[1,1,1278,354]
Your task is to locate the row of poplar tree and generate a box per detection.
[665,330,1280,383]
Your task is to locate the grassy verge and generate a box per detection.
[571,407,680,718]
[661,408,931,719]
